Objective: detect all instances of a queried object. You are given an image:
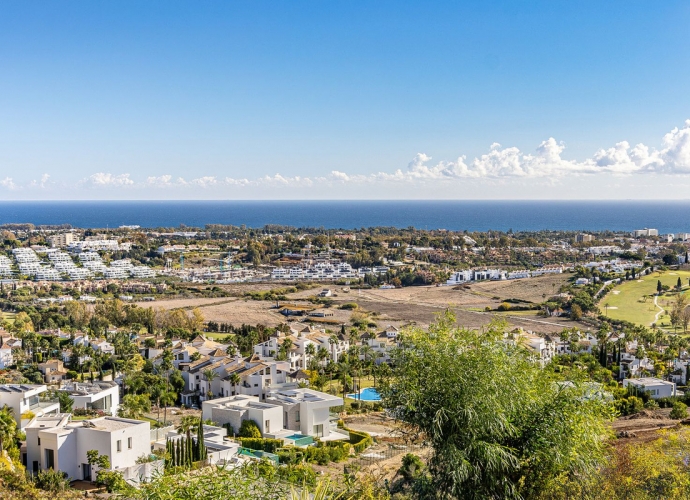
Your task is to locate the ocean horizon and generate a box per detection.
[1,200,689,233]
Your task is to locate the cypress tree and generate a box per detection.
[197,420,206,462]
[176,438,182,467]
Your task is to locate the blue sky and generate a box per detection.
[1,1,690,199]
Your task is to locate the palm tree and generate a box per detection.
[228,373,241,396]
[160,390,177,425]
[177,415,200,442]
[202,369,219,399]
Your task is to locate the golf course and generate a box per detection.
[600,270,690,328]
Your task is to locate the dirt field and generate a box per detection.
[610,408,683,445]
[137,274,581,334]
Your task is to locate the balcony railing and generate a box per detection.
[30,399,60,411]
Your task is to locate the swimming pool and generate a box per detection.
[346,387,382,401]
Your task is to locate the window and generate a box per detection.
[265,420,270,433]
[117,440,122,452]
[128,437,132,449]
[45,449,55,470]
[295,411,300,422]
[37,437,41,446]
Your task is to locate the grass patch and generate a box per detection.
[600,270,690,326]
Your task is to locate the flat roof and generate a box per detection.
[0,384,45,393]
[71,417,147,432]
[626,377,675,386]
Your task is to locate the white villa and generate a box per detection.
[0,384,60,429]
[623,377,680,399]
[23,414,158,484]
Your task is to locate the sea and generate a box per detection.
[0,200,689,233]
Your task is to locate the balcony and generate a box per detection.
[30,399,60,411]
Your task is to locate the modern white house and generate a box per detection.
[24,414,157,483]
[202,395,284,436]
[60,381,120,416]
[623,377,679,399]
[203,390,346,442]
[0,384,60,429]
[266,388,344,440]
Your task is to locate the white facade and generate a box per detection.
[623,377,678,399]
[25,415,152,481]
[266,388,344,439]
[61,381,120,416]
[202,395,284,436]
[0,384,60,429]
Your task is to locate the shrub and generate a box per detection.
[238,419,262,438]
[238,437,283,453]
[497,302,512,311]
[670,401,688,420]
[340,303,359,310]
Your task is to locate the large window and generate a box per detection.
[45,449,55,470]
[117,440,122,452]
[128,437,132,449]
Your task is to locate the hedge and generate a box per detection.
[238,438,283,453]
[337,422,373,453]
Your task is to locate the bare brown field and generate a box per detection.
[137,274,579,333]
[468,272,571,302]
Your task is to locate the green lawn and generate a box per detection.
[600,270,690,326]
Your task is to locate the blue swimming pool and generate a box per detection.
[346,387,381,401]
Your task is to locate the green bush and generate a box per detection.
[238,437,283,453]
[670,401,688,420]
[238,419,262,438]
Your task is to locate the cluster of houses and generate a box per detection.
[515,329,686,399]
[0,325,354,485]
[271,262,390,281]
[446,265,564,285]
[4,248,155,281]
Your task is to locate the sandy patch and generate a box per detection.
[612,291,621,294]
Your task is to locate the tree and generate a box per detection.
[380,312,614,499]
[57,391,74,413]
[177,415,200,442]
[657,280,663,294]
[570,303,583,320]
[239,419,262,438]
[0,406,17,452]
[202,369,219,399]
[229,372,241,396]
[119,394,151,419]
[670,401,688,420]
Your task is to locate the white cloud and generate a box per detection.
[0,177,17,190]
[7,119,690,196]
[80,172,134,187]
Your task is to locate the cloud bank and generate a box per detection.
[2,119,690,194]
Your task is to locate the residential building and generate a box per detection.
[576,233,594,243]
[266,388,344,440]
[632,228,659,237]
[202,395,283,436]
[47,233,76,248]
[623,377,679,399]
[0,384,60,429]
[24,414,157,483]
[60,381,120,416]
[37,359,68,384]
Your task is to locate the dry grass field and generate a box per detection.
[138,273,580,334]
